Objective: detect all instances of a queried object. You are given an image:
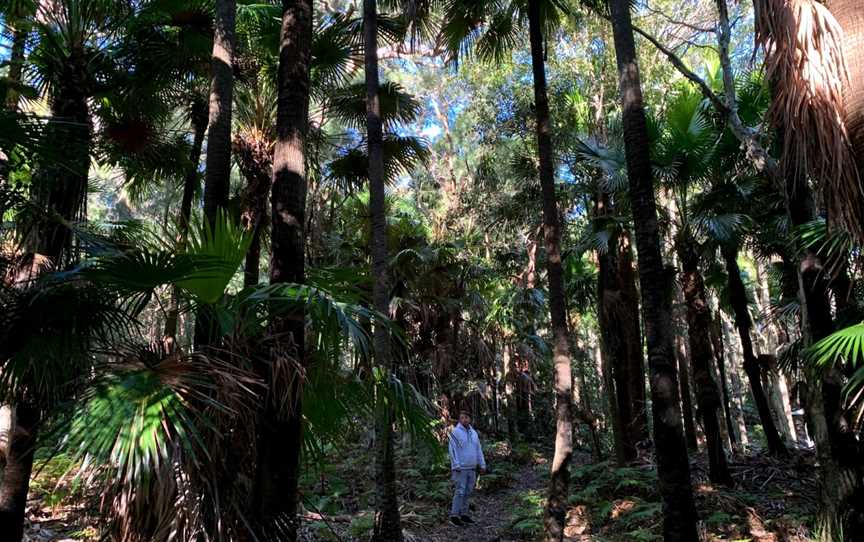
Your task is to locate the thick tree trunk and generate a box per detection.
[678,236,733,486]
[202,0,236,228]
[164,100,208,350]
[364,1,403,540]
[525,3,575,539]
[253,2,312,539]
[607,0,699,538]
[722,247,788,456]
[0,404,38,542]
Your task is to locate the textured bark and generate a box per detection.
[608,0,699,538]
[164,100,208,350]
[253,2,312,539]
[202,0,236,228]
[525,2,575,539]
[678,236,733,486]
[830,0,864,179]
[596,194,647,464]
[364,1,403,540]
[722,247,788,456]
[0,404,38,542]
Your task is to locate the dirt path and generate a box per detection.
[418,464,544,542]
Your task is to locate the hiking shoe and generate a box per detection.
[449,516,464,527]
[460,516,475,524]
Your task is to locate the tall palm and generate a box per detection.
[0,2,134,537]
[439,1,578,536]
[658,87,734,482]
[250,0,313,538]
[606,0,699,539]
[363,0,403,538]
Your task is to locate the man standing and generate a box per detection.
[448,410,486,527]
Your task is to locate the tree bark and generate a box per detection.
[596,193,647,464]
[678,236,733,486]
[0,404,38,542]
[524,2,575,540]
[202,0,236,228]
[364,1,403,540]
[252,1,312,539]
[674,318,699,452]
[607,0,699,538]
[722,247,788,456]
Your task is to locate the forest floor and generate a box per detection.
[22,438,819,541]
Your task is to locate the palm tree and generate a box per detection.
[232,78,275,287]
[363,0,403,537]
[605,0,699,539]
[251,0,312,538]
[439,1,578,535]
[202,0,236,228]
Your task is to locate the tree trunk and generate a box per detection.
[722,247,788,456]
[364,1,403,540]
[607,0,699,538]
[674,321,699,452]
[678,235,733,486]
[711,309,738,450]
[164,100,208,351]
[525,3,575,539]
[0,404,38,542]
[202,0,236,228]
[252,2,312,539]
[596,194,647,463]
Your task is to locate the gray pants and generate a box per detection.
[450,468,477,517]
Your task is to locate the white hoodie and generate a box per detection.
[448,423,486,471]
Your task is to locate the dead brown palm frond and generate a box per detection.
[754,0,864,240]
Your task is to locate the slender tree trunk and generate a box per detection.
[364,1,402,540]
[678,235,733,486]
[607,0,699,538]
[675,323,699,452]
[711,310,738,450]
[202,0,236,228]
[0,404,38,542]
[525,2,575,539]
[722,247,788,456]
[164,100,208,350]
[252,2,312,539]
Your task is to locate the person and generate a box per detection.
[448,410,486,527]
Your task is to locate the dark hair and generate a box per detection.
[458,410,472,418]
